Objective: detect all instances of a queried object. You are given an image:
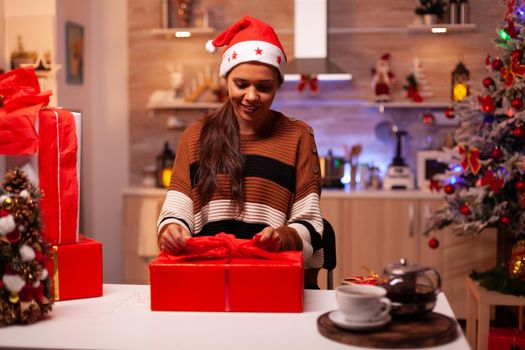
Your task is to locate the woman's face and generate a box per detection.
[227,62,280,134]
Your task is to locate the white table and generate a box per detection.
[0,284,470,350]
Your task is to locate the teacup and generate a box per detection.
[335,284,391,323]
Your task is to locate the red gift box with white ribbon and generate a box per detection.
[150,233,304,312]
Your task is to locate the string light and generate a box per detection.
[499,28,511,41]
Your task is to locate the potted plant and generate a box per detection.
[415,0,446,25]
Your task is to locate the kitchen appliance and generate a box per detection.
[285,0,352,81]
[382,258,441,316]
[417,150,449,191]
[383,127,415,190]
[319,150,345,188]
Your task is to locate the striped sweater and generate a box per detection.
[157,111,324,268]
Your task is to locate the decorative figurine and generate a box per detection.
[371,53,396,102]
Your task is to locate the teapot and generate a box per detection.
[382,258,441,316]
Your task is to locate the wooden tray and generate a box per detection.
[317,311,458,348]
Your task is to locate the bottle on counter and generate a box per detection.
[459,0,469,24]
[449,0,458,24]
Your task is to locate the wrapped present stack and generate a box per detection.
[150,233,304,312]
[0,67,102,302]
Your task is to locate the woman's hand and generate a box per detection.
[159,223,191,254]
[254,226,281,252]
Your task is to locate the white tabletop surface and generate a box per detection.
[0,284,470,350]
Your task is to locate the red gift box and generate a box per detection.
[488,327,525,350]
[46,235,103,301]
[38,108,80,245]
[1,108,81,244]
[150,235,304,312]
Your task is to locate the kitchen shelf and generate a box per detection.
[146,101,222,110]
[327,24,476,35]
[148,27,214,38]
[406,23,477,34]
[273,99,452,109]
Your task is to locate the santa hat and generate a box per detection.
[205,16,287,80]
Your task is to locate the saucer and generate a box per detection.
[328,310,392,331]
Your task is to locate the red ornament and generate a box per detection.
[444,184,455,194]
[0,208,10,217]
[500,216,511,226]
[444,107,455,119]
[428,238,440,249]
[459,204,471,216]
[512,98,523,109]
[482,77,495,88]
[517,180,525,192]
[492,58,504,70]
[491,147,503,160]
[512,49,523,62]
[0,280,3,290]
[422,112,436,125]
[486,54,492,66]
[513,125,525,138]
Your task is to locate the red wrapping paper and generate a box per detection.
[488,328,525,350]
[150,233,304,312]
[38,108,79,245]
[46,235,103,301]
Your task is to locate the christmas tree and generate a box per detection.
[425,0,525,294]
[0,168,53,326]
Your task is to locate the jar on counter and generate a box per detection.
[367,166,382,190]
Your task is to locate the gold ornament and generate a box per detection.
[2,196,13,209]
[509,239,525,278]
[9,293,19,304]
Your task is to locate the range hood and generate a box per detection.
[285,0,352,81]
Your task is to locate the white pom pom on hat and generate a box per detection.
[205,40,217,53]
[205,16,287,79]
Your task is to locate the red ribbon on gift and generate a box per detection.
[163,233,289,261]
[459,145,481,175]
[0,66,52,155]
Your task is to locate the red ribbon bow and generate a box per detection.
[164,233,287,260]
[500,52,525,87]
[459,145,481,175]
[479,169,504,193]
[297,74,319,94]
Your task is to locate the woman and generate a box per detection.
[157,16,324,288]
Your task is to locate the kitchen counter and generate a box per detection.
[123,186,444,200]
[0,284,469,350]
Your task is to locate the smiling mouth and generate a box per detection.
[241,104,260,114]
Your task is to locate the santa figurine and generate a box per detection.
[371,53,395,102]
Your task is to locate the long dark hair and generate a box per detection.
[196,100,245,213]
